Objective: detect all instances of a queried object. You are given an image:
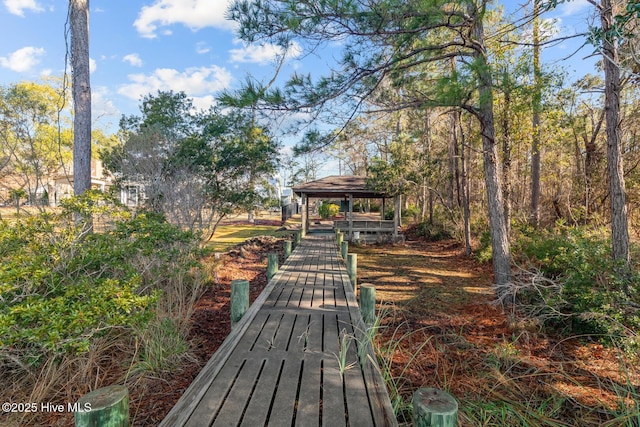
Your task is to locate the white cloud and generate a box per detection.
[191,94,216,111]
[3,0,43,16]
[117,65,233,105]
[89,58,97,73]
[229,41,302,65]
[134,0,235,39]
[92,86,119,123]
[556,0,591,17]
[195,41,211,54]
[123,53,143,67]
[0,46,45,72]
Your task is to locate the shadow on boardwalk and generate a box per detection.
[160,234,397,427]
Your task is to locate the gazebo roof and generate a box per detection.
[292,175,389,199]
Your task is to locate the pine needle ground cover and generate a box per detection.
[353,240,639,426]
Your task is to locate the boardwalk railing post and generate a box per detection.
[412,388,458,427]
[347,253,357,290]
[267,252,279,281]
[294,230,302,246]
[284,240,292,259]
[359,284,375,325]
[74,385,129,427]
[337,231,343,248]
[158,234,398,426]
[231,279,249,325]
[340,240,348,259]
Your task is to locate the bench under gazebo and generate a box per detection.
[292,175,403,242]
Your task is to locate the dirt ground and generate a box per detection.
[129,225,638,426]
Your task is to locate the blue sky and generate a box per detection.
[0,0,598,161]
[0,0,311,133]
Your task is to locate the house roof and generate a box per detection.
[292,175,389,199]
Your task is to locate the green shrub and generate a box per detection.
[0,191,203,368]
[416,221,453,241]
[514,225,640,346]
[318,202,340,219]
[402,205,420,222]
[475,230,493,264]
[386,204,425,221]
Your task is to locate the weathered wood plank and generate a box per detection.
[239,358,284,427]
[343,359,376,427]
[161,234,397,427]
[295,355,321,427]
[289,313,312,353]
[265,274,290,306]
[251,312,284,352]
[266,359,303,427]
[306,312,324,353]
[183,358,247,426]
[212,358,265,426]
[272,312,298,351]
[233,310,271,354]
[320,358,347,427]
[323,313,340,355]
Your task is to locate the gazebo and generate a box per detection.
[292,175,402,241]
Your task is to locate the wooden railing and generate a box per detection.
[333,220,396,235]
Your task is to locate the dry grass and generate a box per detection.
[1,330,132,426]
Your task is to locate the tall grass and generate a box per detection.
[357,307,437,423]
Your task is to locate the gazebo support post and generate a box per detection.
[394,195,400,237]
[301,194,308,236]
[348,193,354,240]
[305,196,310,235]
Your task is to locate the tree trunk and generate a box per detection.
[530,0,542,227]
[429,189,434,225]
[70,0,92,196]
[471,4,512,292]
[446,57,463,213]
[458,110,472,256]
[583,109,605,220]
[501,73,512,237]
[600,0,630,268]
[447,115,456,209]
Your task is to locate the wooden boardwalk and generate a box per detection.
[160,234,397,427]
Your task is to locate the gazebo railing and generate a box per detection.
[333,219,396,237]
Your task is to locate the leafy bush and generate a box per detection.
[318,202,340,219]
[513,225,640,346]
[0,191,203,368]
[475,230,493,264]
[403,205,420,222]
[384,205,420,221]
[415,221,453,241]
